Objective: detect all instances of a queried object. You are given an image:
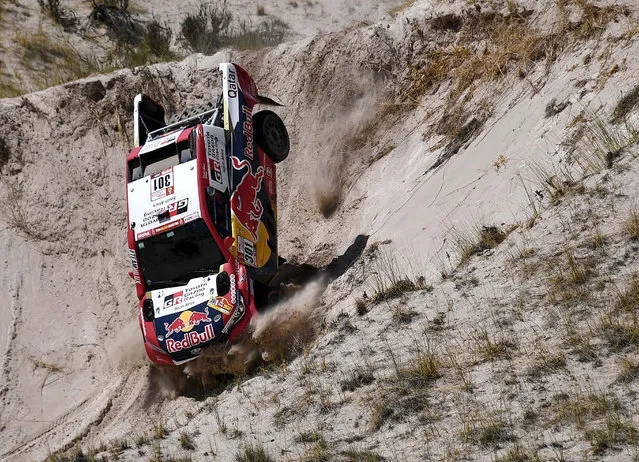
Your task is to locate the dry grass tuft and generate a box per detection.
[461,413,513,448]
[340,369,374,392]
[397,347,442,386]
[611,83,639,124]
[584,413,638,455]
[235,443,275,462]
[473,330,517,363]
[453,224,508,267]
[179,431,195,450]
[526,349,566,378]
[623,210,639,240]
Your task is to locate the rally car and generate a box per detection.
[126,63,290,365]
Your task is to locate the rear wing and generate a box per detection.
[133,94,166,147]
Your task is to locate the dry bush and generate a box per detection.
[556,0,630,39]
[180,1,287,54]
[408,8,555,106]
[38,0,77,31]
[451,224,508,267]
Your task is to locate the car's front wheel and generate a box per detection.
[253,110,289,163]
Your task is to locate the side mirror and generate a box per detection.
[128,271,135,280]
[216,271,231,297]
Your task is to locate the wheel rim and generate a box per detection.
[263,115,288,154]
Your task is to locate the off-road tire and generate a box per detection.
[253,110,289,163]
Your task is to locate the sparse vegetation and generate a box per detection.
[180,1,288,55]
[340,368,374,392]
[179,431,195,450]
[623,210,639,240]
[153,421,167,439]
[473,330,516,363]
[612,83,639,124]
[452,224,508,267]
[234,443,275,462]
[461,413,513,447]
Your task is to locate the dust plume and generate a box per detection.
[311,79,380,218]
[251,277,327,361]
[172,278,327,387]
[106,320,147,370]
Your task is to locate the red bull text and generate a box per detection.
[166,323,215,353]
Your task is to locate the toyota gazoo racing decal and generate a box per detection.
[128,161,201,241]
[203,125,229,193]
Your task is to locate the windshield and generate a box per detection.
[137,219,225,290]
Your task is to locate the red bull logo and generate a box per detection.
[231,157,264,241]
[164,307,212,338]
[166,324,215,353]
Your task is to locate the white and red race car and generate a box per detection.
[126,63,289,365]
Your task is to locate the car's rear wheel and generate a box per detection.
[253,110,289,163]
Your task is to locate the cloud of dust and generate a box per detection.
[251,276,327,362]
[311,79,379,218]
[106,319,147,370]
[177,277,328,386]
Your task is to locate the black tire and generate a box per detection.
[253,110,289,163]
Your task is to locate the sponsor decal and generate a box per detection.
[207,296,233,315]
[242,105,254,160]
[164,307,212,338]
[137,218,184,240]
[128,249,141,284]
[155,280,212,317]
[150,168,174,201]
[238,237,256,266]
[228,67,238,99]
[206,133,224,183]
[222,297,245,335]
[204,126,229,192]
[214,314,221,323]
[231,157,264,241]
[162,198,188,220]
[139,129,183,155]
[166,323,215,353]
[163,291,184,310]
[138,198,189,238]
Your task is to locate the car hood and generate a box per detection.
[148,273,244,360]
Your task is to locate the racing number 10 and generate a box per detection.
[153,174,172,192]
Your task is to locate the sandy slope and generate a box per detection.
[1,0,639,460]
